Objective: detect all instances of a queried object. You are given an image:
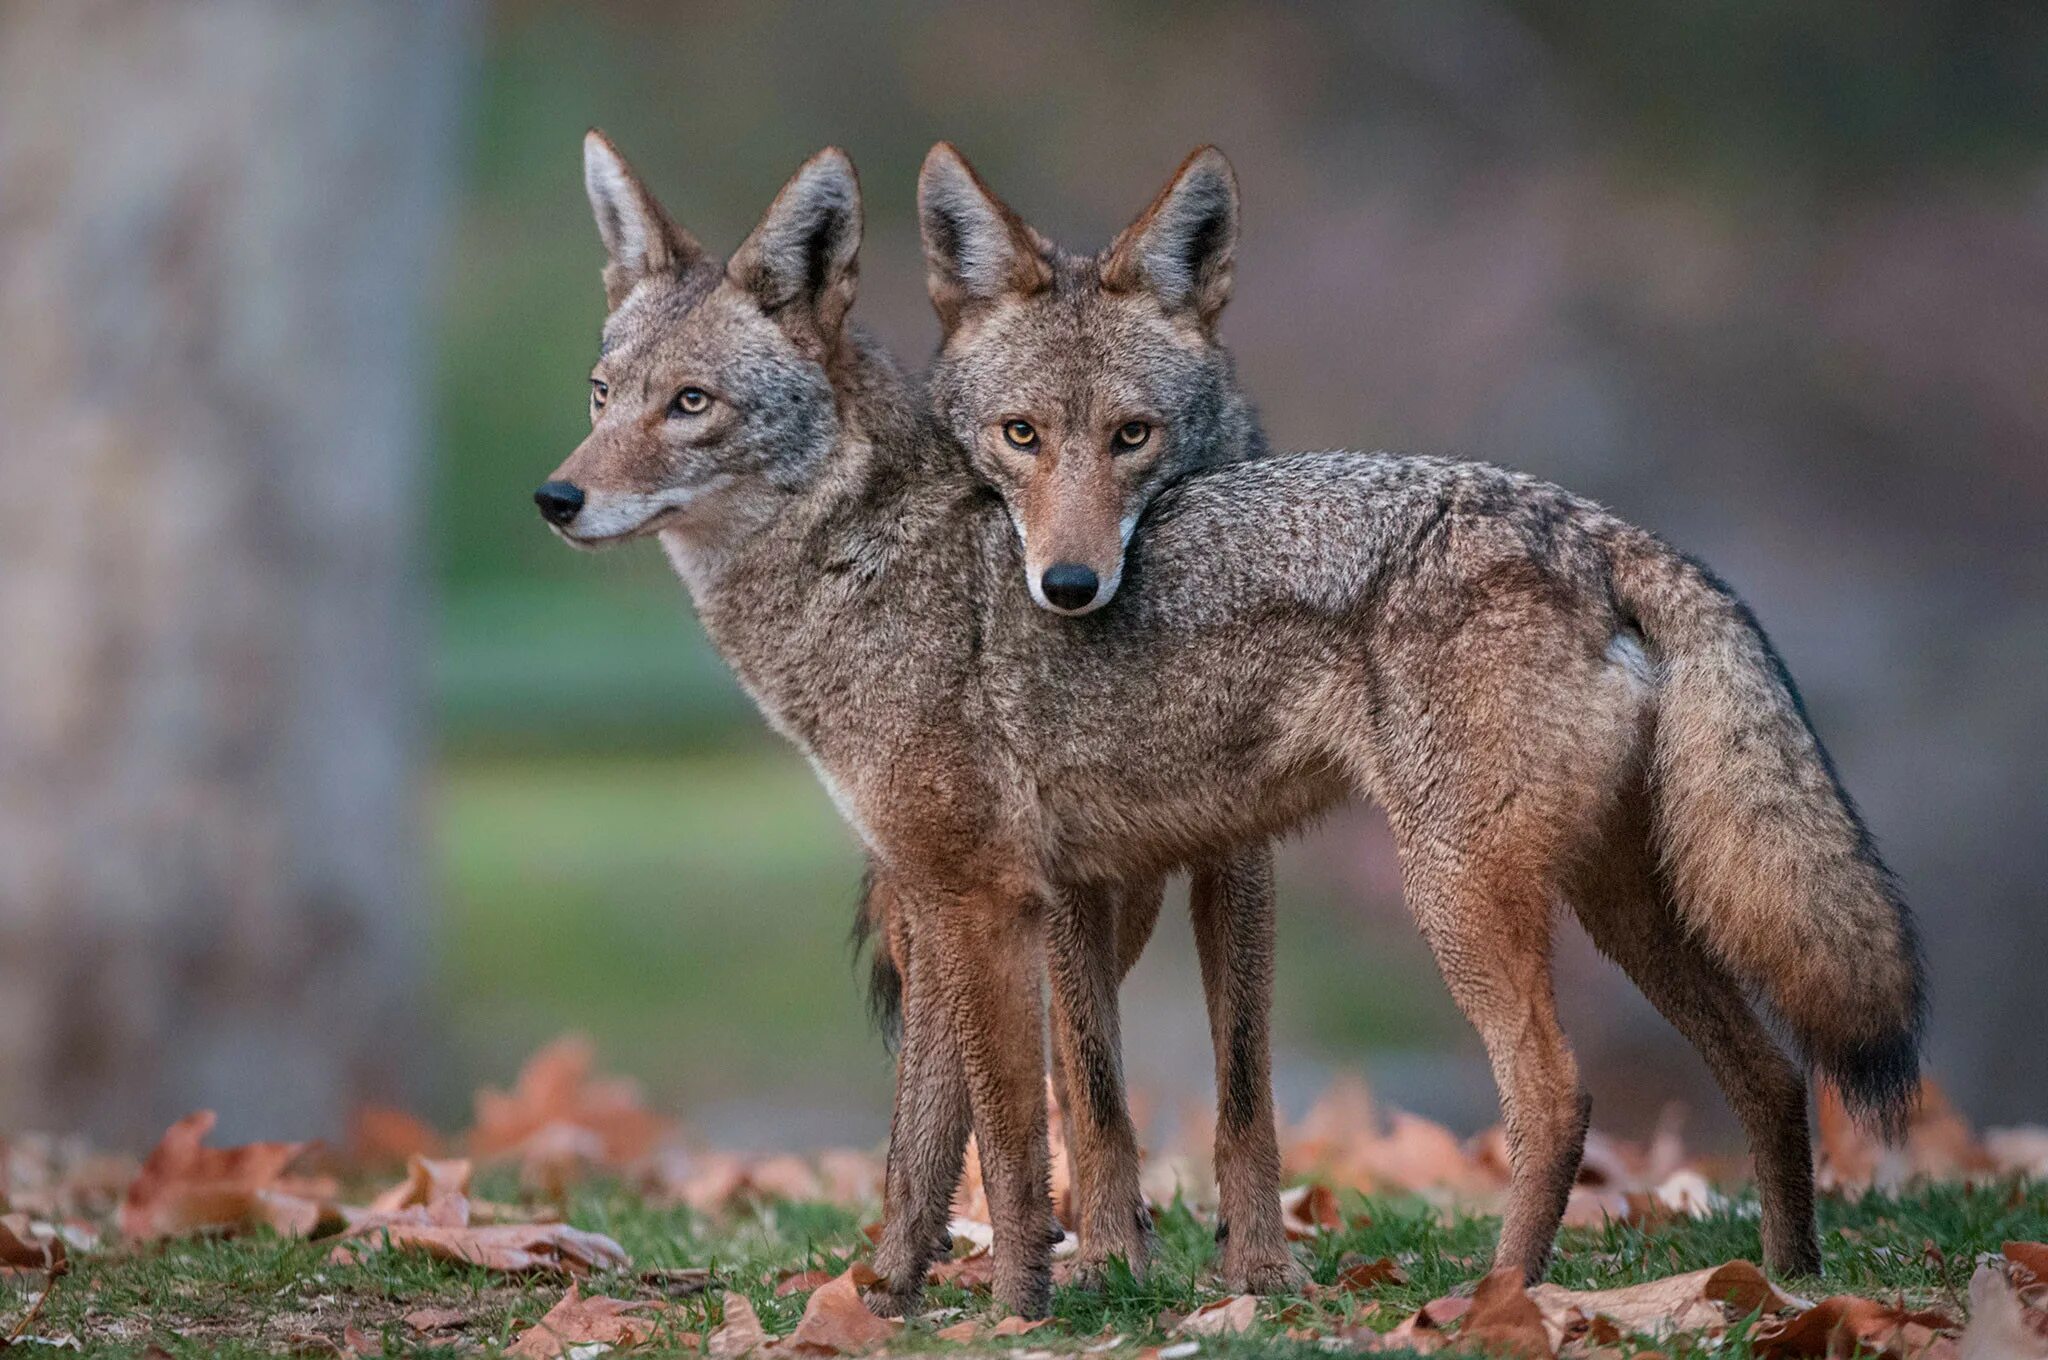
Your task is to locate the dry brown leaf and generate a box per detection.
[1279,1182,1342,1239]
[2006,1242,2048,1282]
[709,1291,772,1358]
[1462,1266,1554,1358]
[786,1264,899,1354]
[776,1268,838,1296]
[657,1151,835,1218]
[1529,1260,1805,1344]
[469,1035,668,1180]
[935,1319,982,1342]
[348,1106,444,1166]
[368,1156,473,1214]
[1336,1255,1408,1292]
[119,1111,315,1241]
[402,1306,469,1334]
[331,1195,630,1276]
[1753,1293,1957,1359]
[1374,1294,1471,1353]
[0,1215,67,1275]
[1818,1079,1996,1193]
[992,1315,1052,1337]
[929,1248,994,1290]
[1961,1260,2048,1360]
[1177,1294,1259,1337]
[506,1284,666,1358]
[253,1187,346,1239]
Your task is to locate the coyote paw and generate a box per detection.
[862,1284,920,1320]
[1063,1244,1152,1292]
[992,1260,1053,1322]
[1223,1250,1308,1296]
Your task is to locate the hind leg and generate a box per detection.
[1189,846,1304,1293]
[1399,842,1587,1282]
[1570,824,1819,1275]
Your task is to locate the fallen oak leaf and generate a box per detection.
[1335,1255,1407,1292]
[119,1111,314,1241]
[1374,1294,1471,1353]
[991,1315,1052,1337]
[1461,1266,1554,1359]
[1753,1293,1958,1359]
[468,1035,668,1180]
[787,1264,899,1354]
[777,1268,838,1297]
[2006,1242,2048,1282]
[928,1247,993,1290]
[708,1291,772,1358]
[0,1215,67,1275]
[368,1156,472,1214]
[329,1211,630,1276]
[401,1306,469,1334]
[506,1284,672,1358]
[253,1187,346,1239]
[1961,1261,2048,1360]
[1176,1294,1259,1337]
[934,1319,982,1342]
[1529,1260,1807,1344]
[1279,1182,1342,1239]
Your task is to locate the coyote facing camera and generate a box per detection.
[539,133,1924,1320]
[852,143,1300,1296]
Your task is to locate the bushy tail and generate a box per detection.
[849,865,903,1047]
[1607,530,1925,1136]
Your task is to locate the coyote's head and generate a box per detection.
[920,143,1259,615]
[537,132,860,554]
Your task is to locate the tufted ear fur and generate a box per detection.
[1100,145,1238,330]
[917,142,1053,332]
[583,129,706,309]
[727,147,863,355]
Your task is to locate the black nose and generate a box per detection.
[1039,562,1100,611]
[533,480,584,527]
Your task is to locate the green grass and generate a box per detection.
[25,1179,2044,1356]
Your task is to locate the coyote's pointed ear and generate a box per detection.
[728,148,862,356]
[583,130,705,309]
[918,143,1052,331]
[1102,146,1238,330]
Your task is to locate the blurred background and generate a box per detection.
[2,1,2044,1153]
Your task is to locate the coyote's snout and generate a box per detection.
[919,143,1262,614]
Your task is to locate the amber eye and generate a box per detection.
[590,378,608,409]
[1003,419,1039,451]
[1114,420,1152,451]
[671,387,711,417]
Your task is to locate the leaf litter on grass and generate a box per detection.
[11,1033,2048,1355]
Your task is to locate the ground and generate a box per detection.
[20,1178,2044,1357]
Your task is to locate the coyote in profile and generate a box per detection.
[538,133,1924,1320]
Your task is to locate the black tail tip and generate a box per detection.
[1827,1026,1923,1143]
